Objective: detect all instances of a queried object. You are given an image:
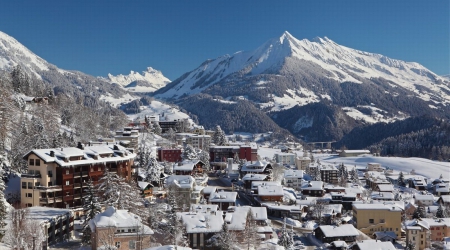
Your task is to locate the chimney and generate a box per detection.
[50,151,55,157]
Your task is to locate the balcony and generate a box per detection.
[63,185,73,191]
[39,197,55,203]
[36,185,62,192]
[21,173,42,178]
[74,183,82,189]
[73,193,82,199]
[55,196,63,202]
[63,196,73,202]
[81,171,89,177]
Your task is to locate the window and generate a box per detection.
[65,181,70,186]
[421,241,423,245]
[29,159,34,165]
[35,159,40,166]
[413,237,415,241]
[35,182,40,187]
[26,193,32,198]
[66,170,70,175]
[28,182,32,189]
[129,240,136,249]
[48,171,52,177]
[380,219,385,223]
[22,182,27,189]
[369,219,374,223]
[115,242,121,248]
[48,182,52,186]
[26,203,32,207]
[421,235,423,238]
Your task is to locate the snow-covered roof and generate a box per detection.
[173,159,201,171]
[301,181,324,190]
[180,211,223,234]
[190,204,219,213]
[439,195,450,203]
[251,181,281,190]
[209,191,238,203]
[242,174,268,181]
[201,186,217,195]
[353,203,402,211]
[166,175,195,189]
[377,184,394,192]
[284,169,304,179]
[317,224,359,237]
[414,194,434,201]
[138,181,153,190]
[355,240,396,250]
[89,206,154,235]
[258,185,284,196]
[342,150,371,154]
[373,231,397,240]
[23,145,136,167]
[26,206,72,223]
[227,206,267,231]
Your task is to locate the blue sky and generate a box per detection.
[0,1,448,80]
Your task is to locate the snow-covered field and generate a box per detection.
[257,146,448,180]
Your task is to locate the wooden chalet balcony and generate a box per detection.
[81,171,89,177]
[63,184,73,191]
[73,193,82,199]
[55,196,63,202]
[74,183,82,189]
[63,173,74,179]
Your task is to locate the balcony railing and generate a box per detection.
[81,171,89,176]
[55,196,63,202]
[21,173,41,178]
[35,185,62,192]
[39,197,55,203]
[74,183,82,188]
[74,193,82,199]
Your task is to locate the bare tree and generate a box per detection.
[308,200,329,225]
[3,208,46,250]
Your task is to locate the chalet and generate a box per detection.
[165,175,196,207]
[301,181,325,197]
[375,184,395,193]
[409,176,428,190]
[251,181,281,195]
[240,160,272,176]
[173,160,205,175]
[366,163,384,172]
[21,144,135,208]
[434,183,450,196]
[114,128,139,150]
[414,194,435,206]
[226,206,271,241]
[263,203,308,220]
[314,224,359,243]
[208,191,238,210]
[138,181,153,199]
[89,207,153,250]
[180,210,224,249]
[257,185,284,202]
[242,174,269,189]
[438,195,450,206]
[372,192,395,201]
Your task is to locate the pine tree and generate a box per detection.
[405,239,416,250]
[213,125,227,146]
[398,172,406,187]
[198,149,210,172]
[0,171,7,234]
[165,184,180,245]
[153,122,162,135]
[436,203,448,218]
[413,205,426,219]
[242,209,260,250]
[81,179,101,245]
[166,128,176,142]
[233,153,240,164]
[96,168,122,206]
[182,144,198,160]
[145,157,163,183]
[278,217,294,250]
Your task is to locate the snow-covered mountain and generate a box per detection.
[156,31,448,104]
[104,67,170,93]
[154,31,450,141]
[0,30,137,105]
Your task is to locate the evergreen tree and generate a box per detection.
[198,149,210,172]
[182,144,198,160]
[165,184,180,246]
[278,217,294,250]
[96,168,122,206]
[405,239,416,250]
[153,122,162,135]
[213,125,227,146]
[412,205,426,219]
[233,153,240,164]
[145,156,163,183]
[81,179,101,245]
[436,203,448,218]
[166,128,176,142]
[398,172,406,187]
[242,209,260,250]
[0,169,7,234]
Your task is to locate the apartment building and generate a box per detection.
[320,165,339,184]
[405,220,431,250]
[186,134,211,150]
[21,144,135,208]
[273,152,296,165]
[352,203,402,238]
[210,144,257,162]
[157,148,182,162]
[283,169,303,190]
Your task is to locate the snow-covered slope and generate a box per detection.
[156,31,449,105]
[105,67,170,93]
[0,31,61,78]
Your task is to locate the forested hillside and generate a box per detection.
[0,67,128,174]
